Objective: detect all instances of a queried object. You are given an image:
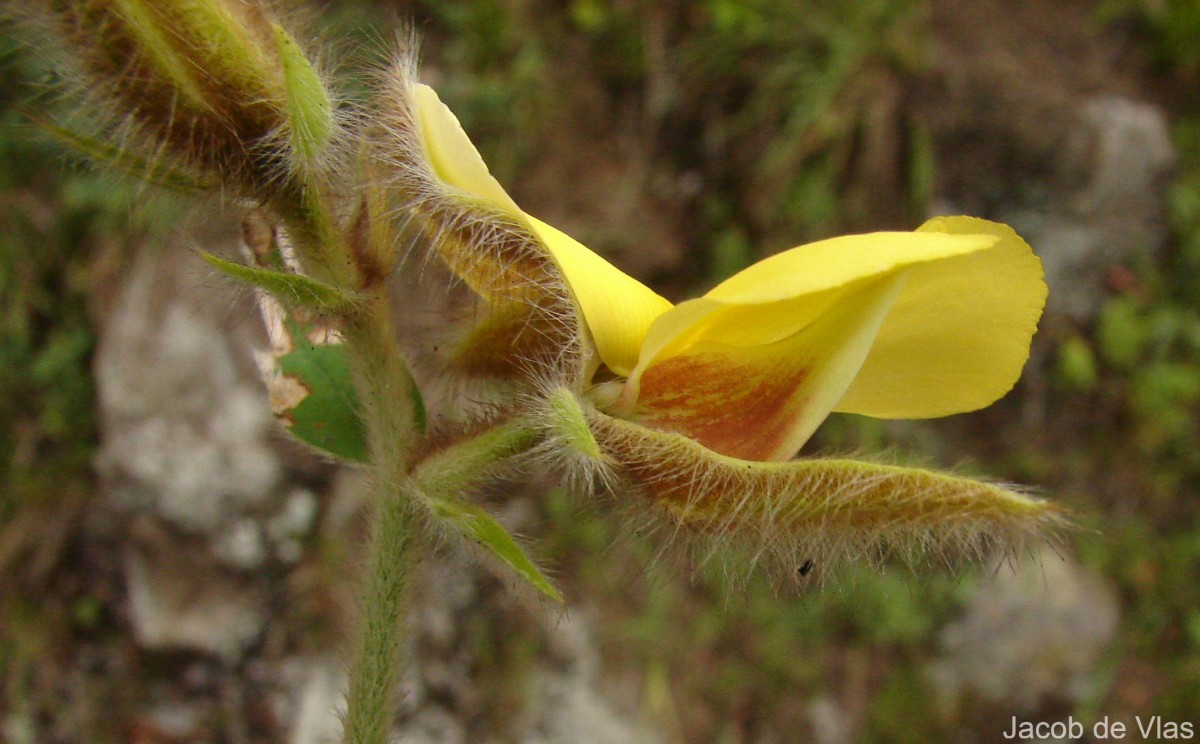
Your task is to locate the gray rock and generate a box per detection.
[267,488,320,564]
[937,93,1176,323]
[928,547,1120,712]
[1027,96,1175,321]
[92,241,317,660]
[92,242,276,657]
[276,657,346,744]
[141,701,205,740]
[213,517,269,571]
[91,239,660,740]
[395,706,467,744]
[520,613,661,744]
[124,519,267,660]
[807,696,855,744]
[923,15,1176,323]
[94,245,282,537]
[1073,97,1175,228]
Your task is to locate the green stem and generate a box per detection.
[338,297,425,744]
[341,479,419,744]
[412,418,539,497]
[274,174,357,289]
[277,168,545,741]
[341,301,425,467]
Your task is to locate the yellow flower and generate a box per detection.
[396,81,1065,573]
[411,84,1047,462]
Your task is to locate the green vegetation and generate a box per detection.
[1017,5,1200,725]
[0,31,138,734]
[394,0,928,285]
[1098,0,1200,81]
[0,39,117,580]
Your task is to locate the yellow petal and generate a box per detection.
[625,273,907,460]
[408,84,585,382]
[413,83,521,214]
[524,216,673,376]
[705,231,998,304]
[835,217,1046,418]
[614,226,1034,460]
[412,83,671,376]
[629,231,999,380]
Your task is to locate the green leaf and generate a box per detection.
[274,23,334,164]
[30,116,214,192]
[201,252,360,311]
[426,495,563,603]
[274,325,369,463]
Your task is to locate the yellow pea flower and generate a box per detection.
[411,84,1046,462]
[399,80,1063,571]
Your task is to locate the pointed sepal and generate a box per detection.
[425,494,563,603]
[273,22,334,167]
[559,398,1068,577]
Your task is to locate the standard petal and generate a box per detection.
[704,230,998,304]
[525,216,672,376]
[616,228,1010,460]
[834,216,1046,418]
[624,273,907,461]
[629,230,1001,380]
[412,84,521,214]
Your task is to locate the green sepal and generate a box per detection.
[273,23,333,164]
[201,252,361,311]
[274,322,370,463]
[426,495,564,603]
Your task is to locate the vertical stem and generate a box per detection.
[341,481,417,744]
[341,297,425,468]
[278,173,428,744]
[339,295,425,744]
[274,177,358,289]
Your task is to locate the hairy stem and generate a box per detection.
[412,418,539,497]
[338,293,425,743]
[269,145,425,743]
[341,298,425,469]
[275,176,358,289]
[340,477,419,744]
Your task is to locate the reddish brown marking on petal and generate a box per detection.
[633,351,808,461]
[452,295,573,377]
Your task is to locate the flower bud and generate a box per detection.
[42,0,333,192]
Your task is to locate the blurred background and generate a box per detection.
[2,0,1198,741]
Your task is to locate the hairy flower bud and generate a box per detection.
[40,0,333,194]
